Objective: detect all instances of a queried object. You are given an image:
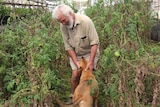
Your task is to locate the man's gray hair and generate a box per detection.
[52,4,74,19]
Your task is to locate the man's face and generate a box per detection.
[57,13,74,29]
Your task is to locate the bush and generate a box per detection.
[0,1,160,107]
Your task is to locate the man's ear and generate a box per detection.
[69,12,75,19]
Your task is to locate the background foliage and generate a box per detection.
[0,0,160,107]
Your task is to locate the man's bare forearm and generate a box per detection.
[67,50,78,67]
[89,45,98,63]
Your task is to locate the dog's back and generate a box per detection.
[55,57,99,107]
[72,57,99,107]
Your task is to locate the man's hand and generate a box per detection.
[85,61,94,71]
[76,61,80,69]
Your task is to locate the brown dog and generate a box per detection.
[55,57,99,107]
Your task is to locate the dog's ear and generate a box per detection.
[78,67,82,72]
[80,57,87,69]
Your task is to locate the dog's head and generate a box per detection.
[79,57,87,70]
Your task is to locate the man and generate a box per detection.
[52,4,100,104]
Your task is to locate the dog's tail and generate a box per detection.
[55,98,66,107]
[55,97,76,107]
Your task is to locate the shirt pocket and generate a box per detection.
[79,35,90,48]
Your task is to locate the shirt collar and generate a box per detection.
[72,14,81,28]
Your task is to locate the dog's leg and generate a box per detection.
[73,94,83,105]
[79,101,93,107]
[79,101,86,107]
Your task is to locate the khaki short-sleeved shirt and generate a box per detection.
[60,14,100,56]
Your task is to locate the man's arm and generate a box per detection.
[67,50,80,68]
[85,44,98,71]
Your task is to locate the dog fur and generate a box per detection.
[55,57,99,107]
